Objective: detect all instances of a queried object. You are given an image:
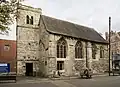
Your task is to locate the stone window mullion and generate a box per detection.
[78,47,79,58]
[75,47,77,58]
[60,45,62,58]
[62,45,64,58]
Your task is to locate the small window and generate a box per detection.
[100,46,104,58]
[45,61,47,66]
[23,56,26,59]
[30,16,33,25]
[4,45,10,51]
[57,61,64,70]
[26,15,29,24]
[28,43,31,45]
[92,43,97,59]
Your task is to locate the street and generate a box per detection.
[1,76,120,87]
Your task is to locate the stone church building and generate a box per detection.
[17,4,108,77]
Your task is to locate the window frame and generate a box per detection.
[26,15,29,24]
[57,61,64,70]
[57,38,67,58]
[100,46,104,58]
[75,41,83,58]
[92,43,97,59]
[30,16,33,25]
[4,44,10,51]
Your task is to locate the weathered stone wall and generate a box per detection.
[17,29,40,76]
[17,4,41,76]
[38,16,50,76]
[106,31,120,54]
[73,41,86,75]
[47,57,56,75]
[17,4,41,27]
[91,44,109,73]
[47,34,109,76]
[74,60,86,71]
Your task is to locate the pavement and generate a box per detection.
[49,73,109,80]
[0,73,109,84]
[20,73,108,83]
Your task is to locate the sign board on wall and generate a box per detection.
[0,63,10,73]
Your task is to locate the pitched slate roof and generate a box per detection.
[41,15,108,44]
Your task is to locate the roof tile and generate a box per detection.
[41,15,108,44]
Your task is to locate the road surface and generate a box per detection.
[1,76,120,87]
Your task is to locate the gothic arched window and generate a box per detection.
[57,38,67,58]
[30,16,33,25]
[26,15,29,24]
[100,46,104,58]
[92,43,97,59]
[75,41,83,58]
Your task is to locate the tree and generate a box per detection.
[0,0,23,34]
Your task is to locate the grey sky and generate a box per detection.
[23,0,120,33]
[0,0,120,40]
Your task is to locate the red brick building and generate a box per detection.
[0,39,16,72]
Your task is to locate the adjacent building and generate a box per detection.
[105,31,120,54]
[0,39,16,72]
[17,4,109,77]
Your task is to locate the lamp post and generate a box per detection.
[109,17,111,76]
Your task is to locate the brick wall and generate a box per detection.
[0,39,16,72]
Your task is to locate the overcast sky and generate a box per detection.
[1,0,120,40]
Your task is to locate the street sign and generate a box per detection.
[0,63,10,73]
